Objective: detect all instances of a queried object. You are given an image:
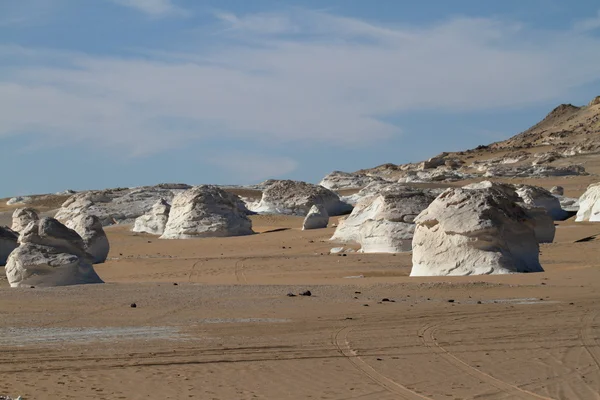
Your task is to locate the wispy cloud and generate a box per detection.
[109,0,190,18]
[1,9,600,158]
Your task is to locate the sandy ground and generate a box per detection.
[1,211,600,400]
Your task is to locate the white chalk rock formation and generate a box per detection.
[251,180,352,216]
[576,183,600,222]
[7,196,32,206]
[55,184,191,226]
[515,185,569,221]
[11,208,39,233]
[550,186,564,196]
[133,199,171,235]
[0,227,18,266]
[160,185,253,239]
[319,171,383,191]
[410,187,543,276]
[463,181,555,243]
[5,218,103,287]
[302,204,329,230]
[331,188,436,253]
[65,215,109,264]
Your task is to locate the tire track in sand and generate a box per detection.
[419,322,553,400]
[234,258,248,284]
[580,311,600,370]
[334,326,432,400]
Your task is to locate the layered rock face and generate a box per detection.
[0,227,18,266]
[160,186,254,239]
[331,188,436,253]
[11,208,39,233]
[251,180,352,216]
[5,218,103,287]
[302,204,329,230]
[576,183,600,222]
[410,187,543,276]
[55,184,191,226]
[65,215,110,264]
[133,199,171,235]
[319,171,383,191]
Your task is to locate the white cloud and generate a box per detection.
[110,0,189,17]
[206,152,298,183]
[1,10,600,157]
[574,10,600,32]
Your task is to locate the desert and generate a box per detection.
[1,96,600,399]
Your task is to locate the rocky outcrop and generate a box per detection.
[410,187,543,276]
[6,196,32,206]
[5,218,103,287]
[160,186,253,239]
[550,186,564,196]
[65,215,109,264]
[133,199,171,235]
[0,227,18,266]
[250,180,352,216]
[575,183,600,222]
[484,165,586,178]
[11,208,39,233]
[319,171,383,191]
[331,188,436,253]
[515,185,569,221]
[302,204,329,230]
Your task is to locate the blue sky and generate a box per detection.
[1,0,600,197]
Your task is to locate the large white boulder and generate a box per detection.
[251,180,352,216]
[133,199,171,235]
[302,204,329,230]
[160,185,254,239]
[7,196,32,206]
[5,218,103,287]
[576,183,600,222]
[65,215,110,264]
[0,227,18,266]
[11,208,39,233]
[319,171,382,191]
[55,184,191,226]
[331,188,436,253]
[515,185,568,220]
[410,187,543,276]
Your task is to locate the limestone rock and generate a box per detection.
[11,208,39,233]
[319,171,384,191]
[0,227,18,266]
[160,186,254,239]
[302,204,329,230]
[65,215,110,264]
[5,218,103,287]
[133,199,171,235]
[575,183,600,222]
[6,196,32,206]
[331,188,436,253]
[515,185,569,221]
[410,187,543,276]
[251,180,352,216]
[550,186,564,196]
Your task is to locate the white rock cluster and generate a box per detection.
[65,214,110,264]
[302,204,329,230]
[160,185,254,239]
[250,180,352,216]
[319,171,383,191]
[11,208,39,233]
[5,218,103,287]
[133,199,171,235]
[331,188,436,253]
[576,183,600,222]
[410,187,543,276]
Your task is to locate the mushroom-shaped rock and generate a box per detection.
[576,183,600,222]
[11,208,39,233]
[410,187,543,276]
[331,188,436,253]
[515,185,569,221]
[302,204,329,230]
[5,218,103,287]
[65,215,110,264]
[251,180,352,216]
[133,199,171,235]
[160,186,254,239]
[0,227,18,266]
[550,186,564,196]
